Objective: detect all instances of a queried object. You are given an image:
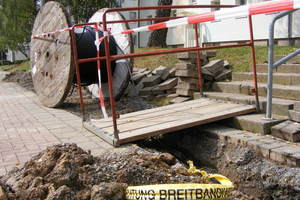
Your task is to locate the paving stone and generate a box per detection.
[294,102,300,112]
[175,69,198,78]
[271,120,300,142]
[159,78,178,91]
[202,59,224,77]
[176,89,194,97]
[152,66,168,75]
[141,75,162,87]
[168,67,177,78]
[161,68,171,81]
[176,63,196,70]
[215,70,232,81]
[178,77,198,85]
[170,97,191,104]
[289,110,300,123]
[139,87,153,96]
[270,146,300,164]
[287,153,300,167]
[177,52,197,59]
[193,92,201,100]
[167,93,179,98]
[152,86,165,95]
[176,81,197,90]
[258,142,286,159]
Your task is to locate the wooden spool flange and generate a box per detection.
[30,1,73,108]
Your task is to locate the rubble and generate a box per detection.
[0,144,210,200]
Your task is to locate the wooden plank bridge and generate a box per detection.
[83,98,256,146]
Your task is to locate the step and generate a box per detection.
[254,64,300,73]
[271,120,300,142]
[204,92,295,117]
[232,72,300,86]
[212,81,300,101]
[200,124,300,167]
[223,113,284,135]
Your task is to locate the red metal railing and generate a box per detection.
[69,4,260,140]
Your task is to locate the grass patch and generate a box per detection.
[214,46,299,72]
[134,46,298,72]
[148,97,171,107]
[134,47,180,71]
[0,61,31,72]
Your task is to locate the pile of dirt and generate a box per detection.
[0,144,210,200]
[3,71,34,91]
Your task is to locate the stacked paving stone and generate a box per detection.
[173,52,231,103]
[125,51,231,103]
[125,65,178,99]
[271,102,300,142]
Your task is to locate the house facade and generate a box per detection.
[167,0,300,47]
[119,0,158,47]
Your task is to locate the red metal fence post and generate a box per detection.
[194,23,203,96]
[102,12,120,143]
[70,27,86,121]
[248,15,260,112]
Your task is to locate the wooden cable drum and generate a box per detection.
[30,2,133,108]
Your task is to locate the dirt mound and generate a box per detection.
[4,71,34,91]
[0,144,206,200]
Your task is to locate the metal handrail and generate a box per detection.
[266,9,299,119]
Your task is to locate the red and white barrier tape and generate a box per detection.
[32,0,300,39]
[118,0,299,35]
[94,24,108,119]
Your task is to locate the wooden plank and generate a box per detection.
[91,99,212,126]
[118,105,255,143]
[91,99,216,128]
[102,101,234,133]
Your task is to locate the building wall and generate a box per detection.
[121,0,158,47]
[4,50,27,63]
[167,0,300,46]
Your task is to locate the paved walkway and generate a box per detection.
[0,75,113,175]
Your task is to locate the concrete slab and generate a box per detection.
[226,113,284,135]
[271,120,300,142]
[212,81,300,100]
[205,92,295,117]
[232,72,300,86]
[289,110,300,123]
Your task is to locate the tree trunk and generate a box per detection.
[147,0,173,47]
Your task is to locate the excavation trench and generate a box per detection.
[3,71,300,200]
[138,126,300,200]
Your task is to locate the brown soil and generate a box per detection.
[0,144,214,200]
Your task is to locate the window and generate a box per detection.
[146,15,153,25]
[129,12,137,20]
[211,0,220,12]
[236,0,247,5]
